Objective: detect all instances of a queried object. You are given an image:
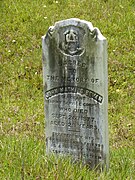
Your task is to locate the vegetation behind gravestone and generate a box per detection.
[0,0,134,179]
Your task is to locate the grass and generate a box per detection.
[0,0,135,179]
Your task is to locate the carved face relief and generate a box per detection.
[59,27,85,56]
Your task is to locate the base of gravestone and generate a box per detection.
[46,152,108,172]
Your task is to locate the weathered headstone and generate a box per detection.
[42,18,109,170]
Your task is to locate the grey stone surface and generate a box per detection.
[42,18,109,170]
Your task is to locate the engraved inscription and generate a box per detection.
[46,131,103,166]
[47,75,99,83]
[45,86,103,103]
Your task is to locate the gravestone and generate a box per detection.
[42,18,109,170]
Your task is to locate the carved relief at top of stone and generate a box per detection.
[59,27,85,56]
